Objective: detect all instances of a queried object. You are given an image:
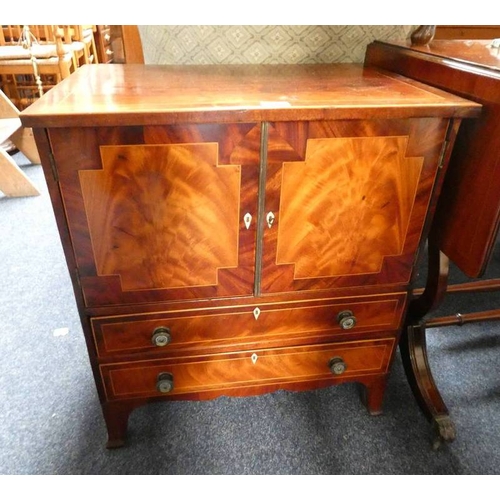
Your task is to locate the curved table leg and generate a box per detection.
[399,322,456,448]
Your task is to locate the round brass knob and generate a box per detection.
[329,357,347,376]
[337,310,356,330]
[156,372,174,393]
[151,327,171,347]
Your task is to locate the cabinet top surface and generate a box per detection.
[376,39,500,73]
[20,63,480,127]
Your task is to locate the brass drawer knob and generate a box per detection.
[151,326,171,347]
[329,357,347,376]
[337,310,357,330]
[156,372,174,393]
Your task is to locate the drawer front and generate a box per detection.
[101,338,395,400]
[92,294,406,357]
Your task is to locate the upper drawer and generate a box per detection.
[92,293,406,358]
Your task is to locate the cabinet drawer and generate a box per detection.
[92,294,406,357]
[101,338,395,400]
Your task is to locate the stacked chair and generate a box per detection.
[0,25,98,110]
[0,25,99,197]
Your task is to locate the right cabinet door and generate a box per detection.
[260,119,450,294]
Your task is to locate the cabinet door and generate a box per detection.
[50,123,260,307]
[260,119,449,294]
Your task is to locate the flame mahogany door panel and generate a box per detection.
[49,123,261,307]
[261,119,449,294]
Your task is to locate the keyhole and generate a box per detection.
[266,212,275,228]
[244,213,252,229]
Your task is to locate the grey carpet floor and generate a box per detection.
[1,155,499,474]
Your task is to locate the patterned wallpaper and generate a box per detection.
[138,25,415,65]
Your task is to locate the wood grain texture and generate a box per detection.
[435,26,500,41]
[80,143,240,290]
[28,63,473,447]
[261,119,449,293]
[101,338,395,400]
[92,293,406,358]
[277,136,422,278]
[365,40,499,277]
[50,123,260,307]
[20,64,479,129]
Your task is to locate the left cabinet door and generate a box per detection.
[50,123,261,307]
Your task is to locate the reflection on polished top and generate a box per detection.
[387,39,500,72]
[20,63,480,128]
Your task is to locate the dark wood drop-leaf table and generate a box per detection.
[366,38,500,446]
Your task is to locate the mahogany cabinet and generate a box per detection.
[20,64,479,447]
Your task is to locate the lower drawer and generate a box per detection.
[100,338,395,400]
[92,294,405,357]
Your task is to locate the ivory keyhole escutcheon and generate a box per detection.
[244,213,252,229]
[253,307,261,320]
[266,212,275,228]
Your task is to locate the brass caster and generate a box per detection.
[431,415,456,450]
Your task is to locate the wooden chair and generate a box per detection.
[0,25,76,109]
[58,25,99,66]
[0,89,39,197]
[1,25,97,66]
